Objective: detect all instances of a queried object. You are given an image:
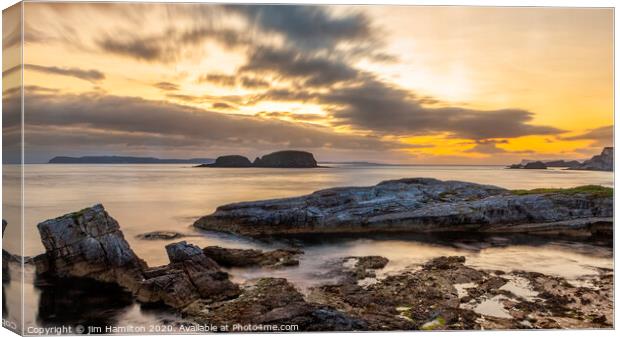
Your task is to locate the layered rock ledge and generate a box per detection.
[34,205,239,309]
[30,204,361,330]
[194,178,612,237]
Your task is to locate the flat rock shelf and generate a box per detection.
[194,178,612,237]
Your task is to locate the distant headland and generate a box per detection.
[48,155,215,164]
[198,150,319,168]
[506,147,613,171]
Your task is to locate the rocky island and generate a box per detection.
[507,161,548,169]
[197,150,319,168]
[200,155,254,167]
[194,178,612,237]
[507,147,613,171]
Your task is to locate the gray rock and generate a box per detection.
[183,277,365,331]
[571,147,613,171]
[202,246,303,268]
[194,178,612,236]
[136,231,188,240]
[136,241,240,308]
[36,204,146,291]
[35,206,240,309]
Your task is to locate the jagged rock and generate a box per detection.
[308,256,484,330]
[344,256,389,279]
[202,246,302,268]
[194,178,612,236]
[571,147,613,171]
[254,150,318,168]
[135,241,240,308]
[183,278,365,331]
[36,204,146,291]
[199,155,252,167]
[35,205,240,310]
[309,255,613,330]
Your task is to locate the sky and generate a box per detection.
[2,3,614,164]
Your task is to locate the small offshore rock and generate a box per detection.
[202,246,303,268]
[136,231,187,240]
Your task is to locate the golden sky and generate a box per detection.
[3,3,613,164]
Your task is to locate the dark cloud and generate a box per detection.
[248,88,318,104]
[255,111,325,121]
[464,139,532,155]
[6,91,403,158]
[166,92,245,105]
[225,5,373,52]
[199,73,237,86]
[241,46,359,86]
[240,76,269,89]
[25,64,105,82]
[98,35,164,61]
[212,102,233,109]
[154,81,179,91]
[197,74,270,89]
[97,25,249,63]
[561,125,613,147]
[320,77,562,140]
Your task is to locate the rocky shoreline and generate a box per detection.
[15,198,612,331]
[194,178,612,238]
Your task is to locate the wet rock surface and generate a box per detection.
[136,242,240,308]
[343,256,389,280]
[26,204,614,331]
[307,255,613,330]
[194,178,612,236]
[34,206,239,310]
[35,204,147,291]
[183,277,364,331]
[202,246,303,268]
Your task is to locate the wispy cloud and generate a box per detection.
[25,64,105,82]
